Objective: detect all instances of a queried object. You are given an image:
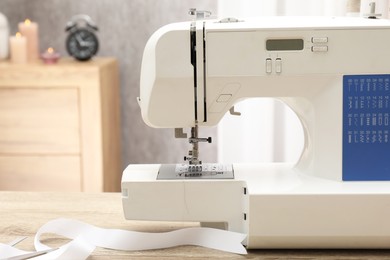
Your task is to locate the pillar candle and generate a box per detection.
[18,19,39,61]
[9,32,27,63]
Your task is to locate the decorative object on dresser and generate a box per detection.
[18,19,39,61]
[0,57,121,192]
[9,32,27,63]
[40,47,60,64]
[65,14,99,61]
[0,12,9,60]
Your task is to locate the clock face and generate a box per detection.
[66,28,99,61]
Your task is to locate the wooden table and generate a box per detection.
[0,192,389,259]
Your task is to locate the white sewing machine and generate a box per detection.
[122,10,390,248]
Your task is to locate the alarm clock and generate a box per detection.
[65,14,99,61]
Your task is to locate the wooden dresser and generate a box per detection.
[0,58,122,192]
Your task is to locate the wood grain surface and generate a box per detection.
[0,58,122,192]
[0,192,389,259]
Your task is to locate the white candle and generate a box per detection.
[18,19,39,61]
[9,32,27,63]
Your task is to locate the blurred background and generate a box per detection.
[0,0,218,167]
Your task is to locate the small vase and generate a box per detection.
[0,12,9,60]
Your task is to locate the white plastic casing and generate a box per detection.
[126,17,390,248]
[139,17,390,181]
[122,163,390,249]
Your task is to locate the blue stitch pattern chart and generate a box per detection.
[343,74,390,181]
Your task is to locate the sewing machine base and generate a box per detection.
[121,163,390,249]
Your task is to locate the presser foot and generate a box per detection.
[157,163,234,179]
[175,125,212,165]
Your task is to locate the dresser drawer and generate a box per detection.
[0,156,81,191]
[0,58,121,191]
[0,88,80,154]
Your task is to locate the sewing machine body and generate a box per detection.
[122,16,390,248]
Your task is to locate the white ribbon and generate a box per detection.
[0,218,247,259]
[0,244,30,258]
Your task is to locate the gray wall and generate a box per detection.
[0,0,218,167]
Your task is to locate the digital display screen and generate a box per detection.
[266,39,304,51]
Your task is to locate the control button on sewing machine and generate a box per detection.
[311,37,328,43]
[216,94,232,103]
[311,46,328,52]
[275,58,282,73]
[265,58,272,74]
